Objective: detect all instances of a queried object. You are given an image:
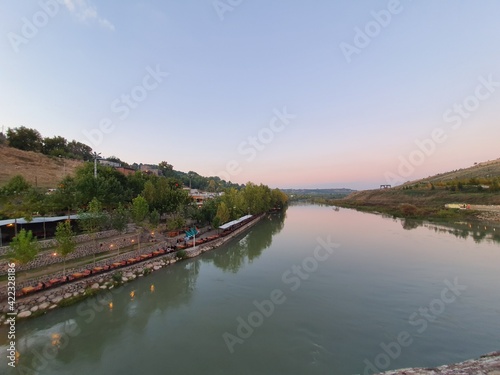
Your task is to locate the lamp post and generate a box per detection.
[59,155,66,176]
[92,152,102,179]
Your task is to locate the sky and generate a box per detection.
[1,0,500,190]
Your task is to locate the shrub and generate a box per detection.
[400,203,419,217]
[112,271,123,283]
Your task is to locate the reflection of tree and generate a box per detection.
[406,219,500,245]
[401,218,422,230]
[472,230,487,244]
[14,259,201,370]
[205,211,286,273]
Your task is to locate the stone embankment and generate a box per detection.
[0,227,141,275]
[377,351,500,374]
[1,253,178,322]
[0,214,264,324]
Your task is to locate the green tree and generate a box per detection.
[6,126,43,152]
[67,140,93,161]
[42,136,68,157]
[0,175,37,235]
[50,176,77,217]
[215,201,230,224]
[110,203,129,233]
[149,209,160,231]
[158,161,174,178]
[78,198,106,266]
[167,212,186,231]
[7,229,39,277]
[131,195,149,253]
[212,216,221,231]
[55,221,76,277]
[73,163,128,208]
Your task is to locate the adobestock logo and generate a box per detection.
[222,236,339,354]
[212,0,244,21]
[82,64,169,148]
[384,74,499,186]
[7,0,64,53]
[339,0,406,64]
[214,107,296,182]
[361,278,466,375]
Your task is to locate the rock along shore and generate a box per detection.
[0,214,265,324]
[377,351,500,374]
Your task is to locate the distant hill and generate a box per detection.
[338,158,500,217]
[282,188,356,198]
[402,158,500,186]
[0,145,83,188]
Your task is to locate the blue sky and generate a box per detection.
[1,0,499,190]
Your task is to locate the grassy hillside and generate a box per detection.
[0,145,83,188]
[404,158,500,185]
[336,158,500,221]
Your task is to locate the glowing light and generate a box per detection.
[150,284,155,293]
[51,333,61,347]
[52,252,57,257]
[130,291,135,299]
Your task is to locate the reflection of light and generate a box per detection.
[51,333,61,347]
[109,302,113,309]
[130,291,135,299]
[150,284,155,293]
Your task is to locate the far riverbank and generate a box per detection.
[325,187,500,224]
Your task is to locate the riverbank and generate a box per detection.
[377,351,500,374]
[0,213,266,324]
[331,188,500,223]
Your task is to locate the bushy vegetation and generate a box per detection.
[403,177,500,193]
[5,126,93,161]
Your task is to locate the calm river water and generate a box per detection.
[1,205,499,375]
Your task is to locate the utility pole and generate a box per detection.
[92,152,102,178]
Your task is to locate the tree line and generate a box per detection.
[2,162,287,275]
[1,126,93,161]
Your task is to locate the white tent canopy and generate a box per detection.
[218,215,253,230]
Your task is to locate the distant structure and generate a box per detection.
[183,188,220,207]
[380,184,391,189]
[115,166,136,176]
[140,164,160,176]
[98,159,121,168]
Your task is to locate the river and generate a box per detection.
[1,204,499,374]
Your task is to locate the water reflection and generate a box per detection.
[1,214,287,374]
[203,212,286,272]
[399,218,500,244]
[0,259,201,373]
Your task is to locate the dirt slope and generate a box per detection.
[0,145,83,188]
